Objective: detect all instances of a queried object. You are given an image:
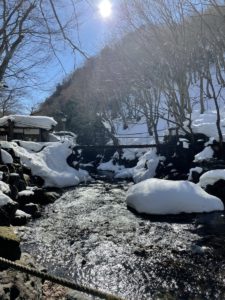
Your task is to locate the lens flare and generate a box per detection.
[98,0,112,18]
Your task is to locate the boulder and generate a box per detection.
[0,208,10,226]
[0,192,18,220]
[17,190,35,206]
[9,184,18,201]
[8,173,20,187]
[0,226,21,261]
[22,203,40,218]
[0,165,9,173]
[11,210,31,226]
[205,179,225,205]
[33,189,60,205]
[8,173,27,192]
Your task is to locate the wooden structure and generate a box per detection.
[0,116,56,142]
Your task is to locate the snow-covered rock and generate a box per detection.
[1,149,13,164]
[199,170,225,188]
[18,190,34,197]
[15,209,32,219]
[126,178,224,214]
[0,192,16,208]
[0,180,10,194]
[11,141,90,188]
[194,146,214,162]
[188,167,203,181]
[114,149,161,182]
[132,149,160,183]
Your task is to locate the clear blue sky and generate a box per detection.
[25,0,121,111]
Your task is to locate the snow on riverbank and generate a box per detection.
[6,141,90,188]
[126,178,224,214]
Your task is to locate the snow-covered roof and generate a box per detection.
[0,115,57,130]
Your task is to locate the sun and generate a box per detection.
[98,0,112,18]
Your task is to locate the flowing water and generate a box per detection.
[17,180,225,299]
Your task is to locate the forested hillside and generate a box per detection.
[38,1,225,145]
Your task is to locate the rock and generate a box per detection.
[0,193,18,220]
[11,210,32,226]
[0,226,21,261]
[8,173,20,186]
[0,165,9,173]
[23,173,31,186]
[33,189,60,205]
[205,179,225,205]
[22,203,40,218]
[17,179,27,192]
[17,190,35,206]
[32,175,45,187]
[0,208,10,226]
[9,184,18,201]
[0,253,42,298]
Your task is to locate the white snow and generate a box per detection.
[188,167,203,181]
[0,180,10,194]
[17,141,47,152]
[194,146,214,162]
[184,109,225,140]
[126,178,224,214]
[132,149,160,183]
[18,190,34,196]
[0,192,16,207]
[115,149,161,182]
[15,209,31,219]
[11,141,90,188]
[1,149,13,164]
[199,169,225,188]
[0,115,57,130]
[97,160,125,172]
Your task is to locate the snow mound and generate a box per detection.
[126,178,224,214]
[12,141,90,188]
[199,170,225,188]
[0,115,57,130]
[1,149,13,164]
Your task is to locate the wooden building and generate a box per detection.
[0,115,57,142]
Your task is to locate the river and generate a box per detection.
[17,179,225,299]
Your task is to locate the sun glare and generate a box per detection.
[98,0,112,18]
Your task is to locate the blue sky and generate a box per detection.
[25,0,121,111]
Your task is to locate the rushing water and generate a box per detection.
[17,180,225,299]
